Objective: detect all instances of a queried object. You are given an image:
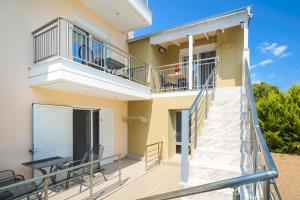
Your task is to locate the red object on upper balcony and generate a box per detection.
[175,65,181,72]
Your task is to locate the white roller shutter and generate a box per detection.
[32,104,73,162]
[99,108,114,165]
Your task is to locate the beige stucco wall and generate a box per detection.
[216,26,244,87]
[128,95,196,159]
[0,0,129,177]
[129,38,167,67]
[128,25,244,87]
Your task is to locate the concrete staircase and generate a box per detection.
[184,87,253,200]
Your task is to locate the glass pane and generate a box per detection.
[176,112,182,143]
[72,27,89,63]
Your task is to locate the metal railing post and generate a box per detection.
[194,104,198,149]
[263,180,271,200]
[205,85,208,119]
[44,177,49,199]
[57,18,60,56]
[89,154,93,199]
[145,147,147,171]
[66,21,69,59]
[104,43,107,71]
[128,56,131,80]
[181,110,190,183]
[118,154,122,185]
[33,34,36,63]
[157,143,160,164]
[252,129,257,196]
[212,69,215,100]
[233,187,240,200]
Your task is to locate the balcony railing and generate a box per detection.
[151,57,217,93]
[32,17,148,86]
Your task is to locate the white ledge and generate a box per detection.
[29,57,151,101]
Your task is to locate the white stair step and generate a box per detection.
[207,111,241,121]
[204,119,242,128]
[200,130,250,141]
[190,160,242,173]
[192,151,243,166]
[187,87,252,199]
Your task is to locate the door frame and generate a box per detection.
[174,109,190,155]
[72,106,101,160]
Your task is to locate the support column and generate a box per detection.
[181,110,189,183]
[242,20,249,86]
[188,35,193,90]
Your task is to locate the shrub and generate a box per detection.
[253,82,300,154]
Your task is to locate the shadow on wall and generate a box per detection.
[127,100,153,158]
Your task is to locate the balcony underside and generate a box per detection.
[29,57,151,101]
[81,0,152,32]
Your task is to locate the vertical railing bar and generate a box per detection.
[57,18,60,57]
[104,43,107,72]
[118,154,122,185]
[145,147,147,171]
[90,152,93,199]
[128,56,131,80]
[44,177,48,200]
[33,34,36,63]
[205,84,208,119]
[263,180,270,200]
[41,34,44,60]
[157,143,159,164]
[66,21,69,59]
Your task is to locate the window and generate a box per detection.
[179,44,216,88]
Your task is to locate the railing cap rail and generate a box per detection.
[0,153,121,192]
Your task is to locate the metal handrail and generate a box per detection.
[138,171,276,200]
[138,50,281,200]
[189,59,217,113]
[0,154,122,199]
[145,141,163,171]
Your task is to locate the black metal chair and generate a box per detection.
[160,75,176,90]
[55,152,89,191]
[0,170,40,200]
[177,77,187,90]
[92,145,107,181]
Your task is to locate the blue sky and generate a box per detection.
[135,0,300,90]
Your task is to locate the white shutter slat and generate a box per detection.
[32,104,73,177]
[99,108,114,165]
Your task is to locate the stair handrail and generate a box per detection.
[137,50,282,200]
[189,60,217,155]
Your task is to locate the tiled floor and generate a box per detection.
[46,157,148,199]
[44,157,180,200]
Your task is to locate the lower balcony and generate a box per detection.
[29,17,150,100]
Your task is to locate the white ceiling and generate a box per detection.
[81,0,152,32]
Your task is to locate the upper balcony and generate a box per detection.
[29,17,150,100]
[80,0,152,32]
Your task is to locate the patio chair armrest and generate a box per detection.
[14,174,25,182]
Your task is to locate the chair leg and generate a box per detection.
[79,175,84,193]
[101,169,107,181]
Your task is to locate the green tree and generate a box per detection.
[253,82,280,101]
[253,83,300,154]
